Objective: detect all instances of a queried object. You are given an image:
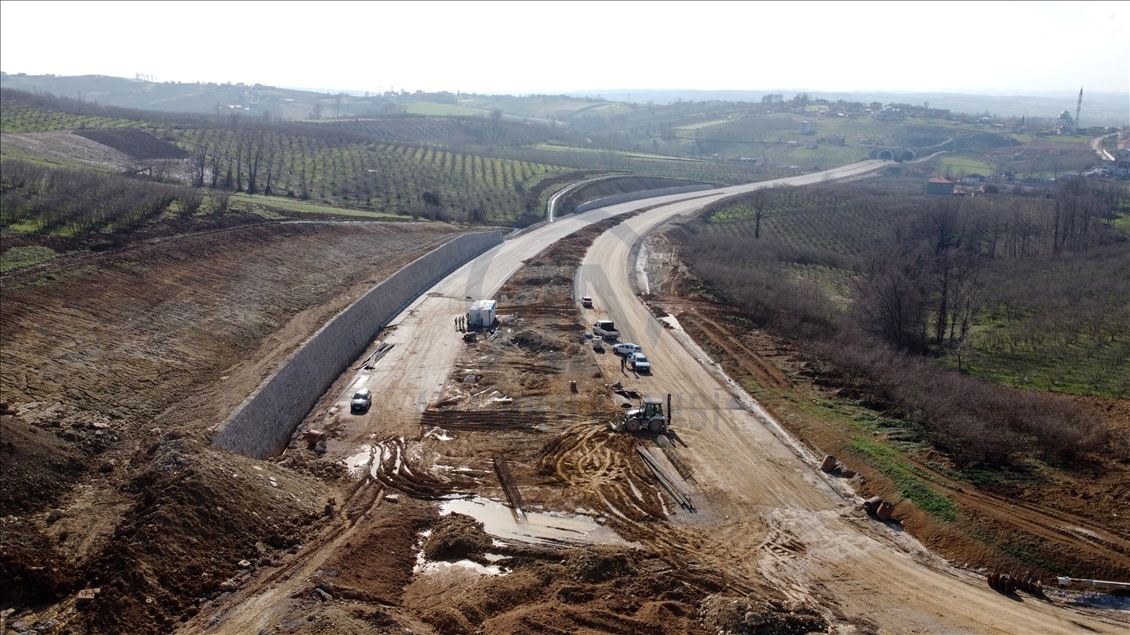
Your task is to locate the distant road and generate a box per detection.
[1092,133,1117,161]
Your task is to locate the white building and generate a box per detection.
[468,300,497,328]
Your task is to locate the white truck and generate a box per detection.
[592,320,620,340]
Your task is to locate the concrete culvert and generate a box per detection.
[863,496,883,514]
[877,149,895,160]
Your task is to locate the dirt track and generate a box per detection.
[576,202,1130,634]
[181,162,1127,635]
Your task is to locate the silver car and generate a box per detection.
[627,352,651,373]
[350,388,372,412]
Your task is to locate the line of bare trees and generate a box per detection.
[0,160,204,235]
[675,179,1127,466]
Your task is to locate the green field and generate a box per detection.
[676,118,733,131]
[533,143,709,162]
[402,100,482,116]
[938,155,995,176]
[226,193,408,220]
[0,101,149,134]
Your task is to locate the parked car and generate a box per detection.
[351,388,372,412]
[582,296,594,308]
[612,342,642,356]
[627,352,651,373]
[592,320,620,339]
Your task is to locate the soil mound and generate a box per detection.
[317,503,437,605]
[423,512,492,563]
[0,415,87,516]
[564,546,634,583]
[74,435,325,633]
[697,594,827,635]
[511,330,561,352]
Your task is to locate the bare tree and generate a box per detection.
[751,189,767,239]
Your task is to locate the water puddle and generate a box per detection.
[423,427,454,441]
[343,446,374,475]
[413,549,504,576]
[442,497,635,547]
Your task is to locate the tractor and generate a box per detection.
[623,395,670,433]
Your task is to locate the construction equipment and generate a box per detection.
[988,572,1045,596]
[623,394,670,433]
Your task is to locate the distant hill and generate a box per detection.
[0,73,391,120]
[568,89,1130,127]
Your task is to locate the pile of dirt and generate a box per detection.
[415,544,753,635]
[0,415,87,516]
[422,512,492,563]
[75,434,326,633]
[316,503,437,605]
[696,594,827,635]
[510,329,562,352]
[0,517,81,607]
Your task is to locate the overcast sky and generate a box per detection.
[2,1,1127,95]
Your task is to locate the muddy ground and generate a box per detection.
[4,206,1126,634]
[639,226,1130,584]
[0,221,465,633]
[165,216,832,635]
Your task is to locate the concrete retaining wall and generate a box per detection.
[214,230,504,459]
[573,184,715,213]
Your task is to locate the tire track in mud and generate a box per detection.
[368,436,479,499]
[538,423,759,590]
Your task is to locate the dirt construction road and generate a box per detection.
[198,160,1127,634]
[322,161,890,454]
[576,195,1129,632]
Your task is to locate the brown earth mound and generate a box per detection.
[75,435,326,633]
[423,512,492,563]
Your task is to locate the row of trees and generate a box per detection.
[0,160,205,235]
[677,179,1128,465]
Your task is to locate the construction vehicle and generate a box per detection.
[623,394,670,433]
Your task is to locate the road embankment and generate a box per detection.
[214,230,504,459]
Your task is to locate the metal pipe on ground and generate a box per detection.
[1056,577,1130,591]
